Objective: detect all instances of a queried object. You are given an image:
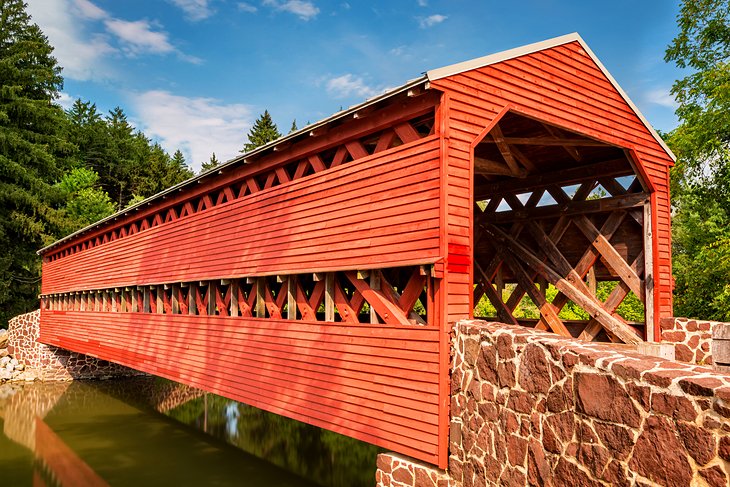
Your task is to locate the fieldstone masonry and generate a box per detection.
[660,317,718,366]
[378,320,730,487]
[6,310,138,381]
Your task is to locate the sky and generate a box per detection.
[26,0,686,172]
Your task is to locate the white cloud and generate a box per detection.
[325,74,379,99]
[644,87,677,108]
[170,0,214,21]
[72,0,107,20]
[237,2,258,12]
[263,0,319,20]
[417,0,427,6]
[419,14,447,28]
[104,19,176,56]
[56,92,76,110]
[132,90,254,172]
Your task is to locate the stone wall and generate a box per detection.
[447,320,730,487]
[376,452,455,487]
[660,317,718,365]
[7,310,139,381]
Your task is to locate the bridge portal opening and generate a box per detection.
[472,110,652,344]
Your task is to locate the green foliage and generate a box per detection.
[200,151,219,173]
[242,110,281,153]
[55,167,115,227]
[665,0,730,320]
[289,119,298,133]
[0,0,71,326]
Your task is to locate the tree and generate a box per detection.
[200,152,220,173]
[0,0,71,325]
[665,0,730,320]
[56,167,115,228]
[242,110,281,153]
[289,119,298,133]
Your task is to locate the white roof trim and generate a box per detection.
[427,32,676,162]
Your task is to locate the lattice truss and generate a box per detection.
[43,266,436,327]
[471,113,650,345]
[474,174,648,344]
[47,114,434,262]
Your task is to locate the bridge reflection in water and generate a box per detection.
[0,378,380,487]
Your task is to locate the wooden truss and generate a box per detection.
[47,112,435,263]
[42,266,435,328]
[473,163,649,344]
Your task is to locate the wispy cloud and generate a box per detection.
[237,2,258,13]
[132,90,254,172]
[325,74,379,99]
[263,0,319,20]
[169,0,214,21]
[644,87,677,108]
[105,19,176,55]
[56,92,76,110]
[417,0,427,6]
[419,14,447,28]
[72,0,106,20]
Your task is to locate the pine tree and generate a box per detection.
[0,0,71,325]
[289,119,298,133]
[201,152,220,172]
[241,110,281,152]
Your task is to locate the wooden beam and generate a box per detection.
[256,278,266,318]
[489,124,521,176]
[542,123,581,161]
[573,215,645,301]
[230,280,239,317]
[475,157,631,200]
[369,271,380,324]
[287,275,297,320]
[474,157,527,177]
[484,223,642,344]
[344,271,411,326]
[475,262,519,326]
[483,136,609,147]
[325,273,335,322]
[643,201,655,341]
[487,192,648,224]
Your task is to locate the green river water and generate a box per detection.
[0,378,381,487]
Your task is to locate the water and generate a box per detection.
[0,378,381,487]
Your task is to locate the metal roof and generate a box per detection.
[40,32,674,255]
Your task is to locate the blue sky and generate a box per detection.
[26,0,685,171]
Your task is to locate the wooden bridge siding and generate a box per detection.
[39,311,442,463]
[431,41,675,334]
[41,137,441,294]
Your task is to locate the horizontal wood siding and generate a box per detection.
[432,41,675,329]
[42,137,441,294]
[39,310,441,463]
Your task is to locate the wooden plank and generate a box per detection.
[287,275,297,320]
[325,273,335,322]
[474,262,519,326]
[488,123,521,176]
[345,271,411,326]
[643,201,655,341]
[573,215,645,300]
[369,270,380,324]
[256,278,266,318]
[484,224,641,344]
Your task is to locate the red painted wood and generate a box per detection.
[39,310,441,463]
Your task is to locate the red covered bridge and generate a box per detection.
[37,33,675,468]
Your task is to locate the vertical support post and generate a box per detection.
[370,270,380,324]
[230,280,239,317]
[112,289,118,312]
[102,290,108,311]
[644,201,655,342]
[94,292,101,312]
[426,275,434,326]
[586,267,597,296]
[142,286,150,313]
[188,283,196,315]
[172,284,180,314]
[325,272,335,322]
[156,286,163,313]
[120,290,126,312]
[495,267,504,300]
[287,275,297,320]
[131,287,138,312]
[207,281,217,316]
[256,278,266,318]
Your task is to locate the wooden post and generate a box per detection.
[287,275,297,320]
[325,273,335,322]
[207,281,217,315]
[230,280,239,317]
[370,270,380,324]
[586,267,597,296]
[112,290,118,312]
[130,287,137,312]
[156,286,163,313]
[643,201,655,341]
[187,283,196,315]
[102,291,108,311]
[256,278,266,318]
[172,284,180,314]
[120,290,126,312]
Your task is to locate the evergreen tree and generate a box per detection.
[0,0,71,325]
[289,119,298,133]
[201,152,220,172]
[241,110,281,152]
